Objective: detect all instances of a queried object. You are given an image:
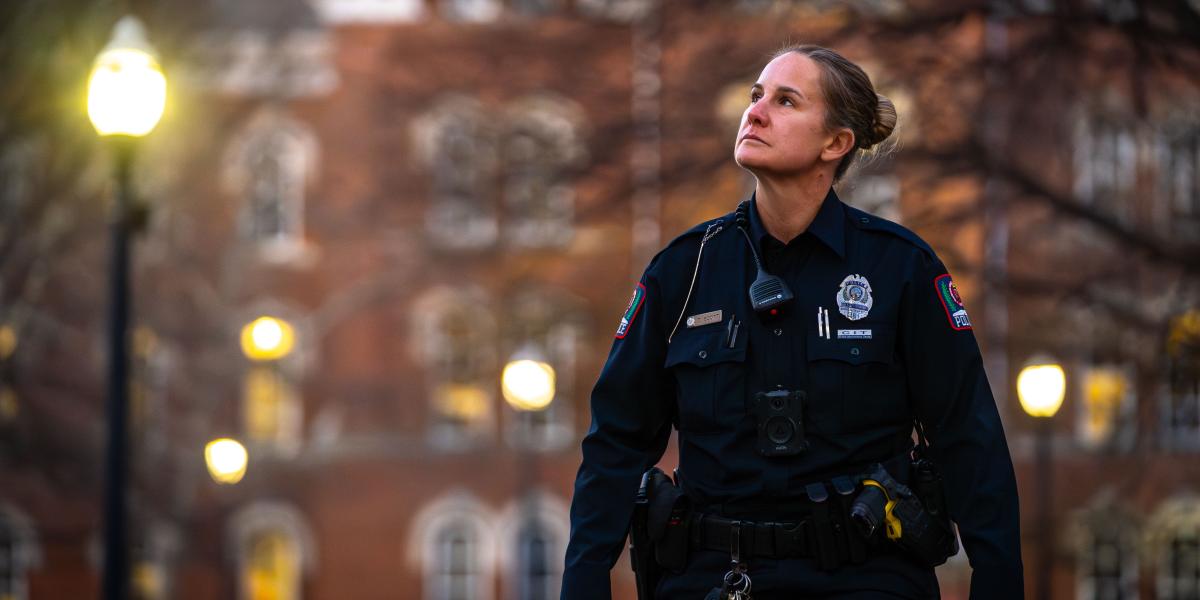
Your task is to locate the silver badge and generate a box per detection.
[836,274,873,321]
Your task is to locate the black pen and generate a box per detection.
[728,318,740,349]
[725,315,735,347]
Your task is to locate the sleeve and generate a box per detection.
[899,251,1025,599]
[560,257,677,600]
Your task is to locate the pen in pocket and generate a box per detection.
[726,316,740,348]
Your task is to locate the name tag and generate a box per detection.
[837,329,872,340]
[686,310,723,328]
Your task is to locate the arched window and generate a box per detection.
[501,96,587,249]
[1145,496,1200,600]
[1070,496,1139,600]
[498,492,568,600]
[224,110,317,259]
[409,493,496,600]
[228,503,316,600]
[412,287,497,448]
[0,506,40,600]
[412,97,499,251]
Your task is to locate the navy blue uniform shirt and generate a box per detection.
[562,190,1023,599]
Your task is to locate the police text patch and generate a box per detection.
[934,274,972,330]
[615,282,646,339]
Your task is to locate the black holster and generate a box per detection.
[631,468,693,599]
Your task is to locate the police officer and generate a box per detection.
[562,45,1023,599]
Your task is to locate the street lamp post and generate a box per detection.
[1017,360,1066,600]
[502,347,556,600]
[87,16,167,600]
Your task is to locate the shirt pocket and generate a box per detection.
[806,324,907,433]
[664,325,748,433]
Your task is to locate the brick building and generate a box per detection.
[0,1,1198,599]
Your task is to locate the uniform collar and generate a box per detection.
[747,187,846,259]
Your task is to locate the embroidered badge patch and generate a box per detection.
[934,274,972,330]
[615,282,646,339]
[836,274,873,321]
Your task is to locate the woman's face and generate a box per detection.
[733,52,849,178]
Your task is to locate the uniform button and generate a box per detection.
[774,328,783,336]
[850,347,860,356]
[698,350,707,359]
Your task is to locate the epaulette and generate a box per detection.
[663,215,727,250]
[845,204,937,261]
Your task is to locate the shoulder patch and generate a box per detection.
[615,282,647,339]
[934,274,972,330]
[848,206,936,261]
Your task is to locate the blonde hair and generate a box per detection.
[773,44,897,181]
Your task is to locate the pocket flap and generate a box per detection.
[665,326,746,369]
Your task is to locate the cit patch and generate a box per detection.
[615,282,646,339]
[836,274,873,321]
[837,329,873,340]
[934,274,972,330]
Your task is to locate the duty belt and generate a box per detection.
[690,513,819,560]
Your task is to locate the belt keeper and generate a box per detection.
[730,520,742,565]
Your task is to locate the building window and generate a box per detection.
[1165,310,1200,450]
[229,503,315,600]
[434,525,482,600]
[1154,120,1200,241]
[1076,365,1136,451]
[0,507,40,600]
[1079,529,1138,599]
[413,98,499,251]
[131,523,180,600]
[245,531,301,600]
[411,494,496,600]
[224,110,317,259]
[413,288,497,449]
[1148,498,1200,600]
[499,492,567,600]
[515,522,554,600]
[1071,498,1139,600]
[501,96,586,249]
[1074,114,1138,224]
[242,365,303,451]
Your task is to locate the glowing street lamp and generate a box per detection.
[1017,361,1066,419]
[205,438,249,485]
[87,17,167,138]
[240,316,296,362]
[88,16,166,600]
[1018,357,1066,600]
[502,351,556,412]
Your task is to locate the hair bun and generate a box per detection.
[863,93,897,148]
